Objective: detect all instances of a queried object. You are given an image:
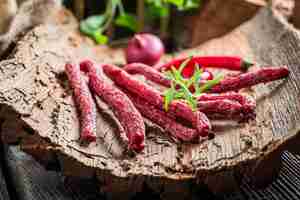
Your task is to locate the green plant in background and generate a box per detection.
[80,0,138,44]
[79,0,201,44]
[146,0,201,16]
[146,0,201,38]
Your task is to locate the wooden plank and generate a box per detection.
[4,145,103,200]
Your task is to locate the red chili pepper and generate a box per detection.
[80,60,146,152]
[102,64,211,137]
[209,67,290,93]
[65,63,97,143]
[156,56,253,77]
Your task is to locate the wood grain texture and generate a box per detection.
[1,3,300,199]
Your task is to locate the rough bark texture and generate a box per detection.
[1,3,300,200]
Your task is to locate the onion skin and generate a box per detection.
[125,33,165,66]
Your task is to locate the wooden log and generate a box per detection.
[1,1,300,200]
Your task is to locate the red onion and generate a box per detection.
[125,33,165,66]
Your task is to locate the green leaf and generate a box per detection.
[163,82,175,111]
[192,64,203,94]
[181,85,197,111]
[171,66,184,83]
[164,71,174,80]
[84,15,106,30]
[172,77,197,111]
[178,56,192,74]
[80,15,106,38]
[146,0,163,7]
[185,63,202,88]
[145,2,169,18]
[163,57,212,112]
[174,90,185,99]
[80,21,95,36]
[115,13,138,32]
[198,74,223,93]
[166,0,184,8]
[93,31,108,44]
[146,0,200,13]
[80,19,108,45]
[112,0,121,5]
[183,0,201,10]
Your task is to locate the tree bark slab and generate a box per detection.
[1,4,300,200]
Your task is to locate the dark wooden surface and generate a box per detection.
[1,145,216,200]
[0,145,10,200]
[3,145,103,200]
[2,144,300,200]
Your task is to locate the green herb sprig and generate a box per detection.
[163,58,223,111]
